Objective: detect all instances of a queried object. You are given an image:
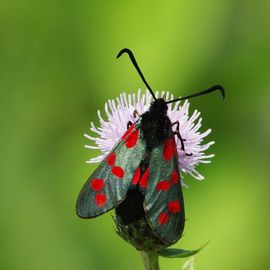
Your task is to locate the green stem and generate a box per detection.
[141,251,160,270]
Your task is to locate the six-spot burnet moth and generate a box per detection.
[76,48,225,245]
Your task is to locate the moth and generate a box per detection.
[76,48,224,245]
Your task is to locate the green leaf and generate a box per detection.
[158,242,209,258]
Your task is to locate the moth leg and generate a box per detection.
[133,109,140,118]
[127,110,140,129]
[126,110,141,129]
[172,121,185,150]
[172,121,193,156]
[127,121,133,129]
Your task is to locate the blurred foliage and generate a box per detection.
[0,0,269,269]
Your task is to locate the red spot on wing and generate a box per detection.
[156,180,170,191]
[132,166,141,185]
[106,153,116,166]
[112,166,125,179]
[90,178,104,191]
[121,124,135,140]
[125,129,139,148]
[139,167,149,189]
[163,138,174,161]
[168,201,181,213]
[95,193,107,208]
[158,212,169,225]
[170,170,179,184]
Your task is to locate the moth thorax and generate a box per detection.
[149,98,168,116]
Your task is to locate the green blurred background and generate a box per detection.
[1,0,269,269]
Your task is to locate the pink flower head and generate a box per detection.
[84,89,215,186]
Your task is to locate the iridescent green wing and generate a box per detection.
[76,123,146,218]
[144,136,185,244]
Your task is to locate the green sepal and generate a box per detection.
[158,241,209,258]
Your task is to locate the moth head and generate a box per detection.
[150,98,168,115]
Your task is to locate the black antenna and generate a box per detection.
[166,85,225,104]
[117,48,157,100]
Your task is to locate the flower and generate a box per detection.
[84,89,214,184]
